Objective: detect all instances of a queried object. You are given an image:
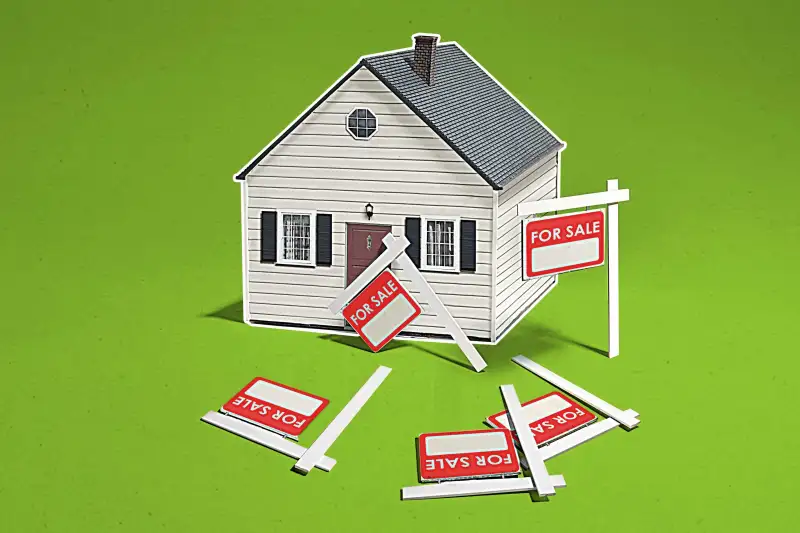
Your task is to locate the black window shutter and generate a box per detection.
[316,213,333,266]
[460,219,477,272]
[405,217,421,267]
[260,211,277,263]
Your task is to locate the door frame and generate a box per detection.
[344,222,392,331]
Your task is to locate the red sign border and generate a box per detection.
[220,376,330,439]
[417,428,521,482]
[485,391,598,447]
[343,269,422,352]
[523,208,606,279]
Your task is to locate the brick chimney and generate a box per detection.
[412,33,439,85]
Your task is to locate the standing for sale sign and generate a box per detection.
[221,377,329,439]
[342,269,422,352]
[523,209,606,279]
[486,391,597,446]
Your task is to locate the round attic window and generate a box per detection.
[347,108,377,139]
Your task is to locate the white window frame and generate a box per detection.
[345,107,379,140]
[421,216,460,273]
[277,210,317,267]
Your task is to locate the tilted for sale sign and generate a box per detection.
[343,269,422,352]
[523,209,605,279]
[221,377,329,439]
[486,391,597,446]
[417,429,521,482]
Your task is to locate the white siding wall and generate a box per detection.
[244,67,495,341]
[493,150,560,340]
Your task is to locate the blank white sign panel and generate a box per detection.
[245,380,324,417]
[361,295,417,346]
[531,239,600,272]
[424,432,510,456]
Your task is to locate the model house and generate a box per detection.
[233,34,566,344]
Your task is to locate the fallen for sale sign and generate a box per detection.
[221,377,329,439]
[486,391,597,446]
[343,269,422,352]
[418,429,521,482]
[523,209,605,279]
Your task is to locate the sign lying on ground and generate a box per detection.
[343,269,422,352]
[486,391,597,446]
[221,377,329,439]
[417,429,520,482]
[523,209,606,279]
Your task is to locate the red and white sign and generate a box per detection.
[523,209,605,279]
[418,429,520,482]
[221,377,329,439]
[486,391,597,446]
[343,269,422,352]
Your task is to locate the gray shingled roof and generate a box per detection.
[363,43,564,189]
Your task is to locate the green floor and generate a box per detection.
[2,1,798,531]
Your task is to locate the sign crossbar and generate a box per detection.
[517,188,630,217]
[512,355,640,430]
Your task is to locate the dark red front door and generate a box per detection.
[346,223,392,287]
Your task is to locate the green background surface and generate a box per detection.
[2,1,798,531]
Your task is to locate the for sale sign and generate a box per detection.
[486,391,597,446]
[523,209,605,279]
[221,377,329,439]
[343,269,422,352]
[418,429,521,482]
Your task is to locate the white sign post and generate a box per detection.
[517,180,630,358]
[293,365,392,475]
[329,234,487,373]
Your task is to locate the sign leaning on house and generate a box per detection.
[517,179,631,357]
[342,270,422,352]
[329,233,488,372]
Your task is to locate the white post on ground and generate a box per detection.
[293,366,392,474]
[607,179,620,358]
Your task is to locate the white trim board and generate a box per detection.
[201,411,336,472]
[293,366,392,474]
[500,384,556,496]
[517,189,630,217]
[401,475,566,501]
[512,355,640,429]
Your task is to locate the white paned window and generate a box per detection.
[278,211,316,266]
[422,217,459,272]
